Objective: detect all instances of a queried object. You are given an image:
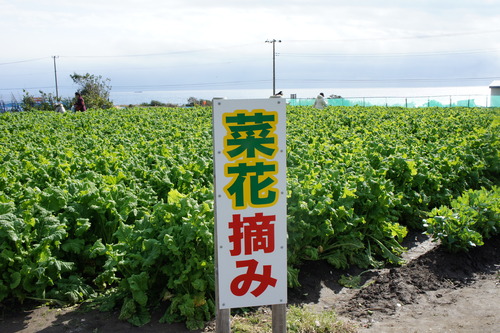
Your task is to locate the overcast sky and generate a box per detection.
[1,0,499,98]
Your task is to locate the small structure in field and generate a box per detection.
[489,80,500,107]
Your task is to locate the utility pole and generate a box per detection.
[265,39,281,96]
[52,56,59,101]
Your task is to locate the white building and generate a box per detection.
[490,80,500,107]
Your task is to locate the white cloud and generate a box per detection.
[1,0,499,96]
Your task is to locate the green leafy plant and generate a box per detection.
[424,186,499,252]
[0,106,498,329]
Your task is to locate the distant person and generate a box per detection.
[313,92,327,109]
[74,92,87,112]
[54,102,66,113]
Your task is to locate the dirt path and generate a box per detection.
[357,276,499,333]
[1,233,499,332]
[291,232,500,333]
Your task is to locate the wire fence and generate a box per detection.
[289,95,500,108]
[2,95,500,113]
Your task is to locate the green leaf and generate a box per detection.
[370,237,404,265]
[89,239,107,258]
[0,213,21,242]
[61,238,85,254]
[128,272,149,306]
[0,201,15,215]
[191,278,206,292]
[10,271,21,289]
[74,218,91,236]
[128,306,151,327]
[119,297,136,321]
[167,189,186,205]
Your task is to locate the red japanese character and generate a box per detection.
[230,259,277,297]
[228,213,275,256]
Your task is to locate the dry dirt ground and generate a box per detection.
[291,232,500,333]
[1,232,499,333]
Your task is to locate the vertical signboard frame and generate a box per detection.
[213,98,287,332]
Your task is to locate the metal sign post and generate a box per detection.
[213,98,287,332]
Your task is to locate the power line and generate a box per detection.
[281,48,500,58]
[113,80,270,89]
[280,76,499,84]
[0,86,54,91]
[0,43,261,65]
[0,57,48,66]
[1,30,497,65]
[59,43,262,59]
[0,80,270,92]
[2,76,497,93]
[286,29,500,43]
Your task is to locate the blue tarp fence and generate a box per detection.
[0,101,23,113]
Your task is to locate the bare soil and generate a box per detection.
[1,232,499,333]
[289,232,500,333]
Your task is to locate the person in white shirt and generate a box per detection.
[55,103,66,113]
[313,92,327,109]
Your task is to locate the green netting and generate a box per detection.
[455,99,477,107]
[288,95,496,108]
[491,95,500,107]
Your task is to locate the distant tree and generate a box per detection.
[70,73,113,109]
[21,89,62,111]
[21,90,36,111]
[148,100,167,106]
[138,100,180,107]
[186,97,212,107]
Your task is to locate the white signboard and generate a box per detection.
[213,98,287,309]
